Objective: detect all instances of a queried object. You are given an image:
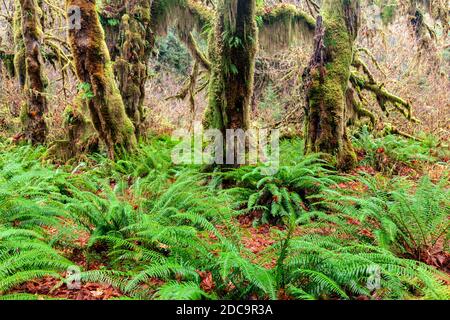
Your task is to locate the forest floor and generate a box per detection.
[0,130,449,300]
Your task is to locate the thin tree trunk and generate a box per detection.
[0,38,16,78]
[13,0,26,88]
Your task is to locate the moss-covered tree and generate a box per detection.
[112,0,213,135]
[205,0,258,133]
[18,0,48,144]
[107,0,154,137]
[303,0,420,170]
[303,0,361,170]
[66,0,136,159]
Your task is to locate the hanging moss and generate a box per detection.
[67,0,136,159]
[100,0,213,137]
[97,1,154,137]
[152,0,215,77]
[156,31,193,74]
[113,1,154,137]
[153,0,214,41]
[257,3,316,52]
[304,0,360,171]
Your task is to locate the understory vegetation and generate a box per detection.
[0,132,448,300]
[0,0,448,302]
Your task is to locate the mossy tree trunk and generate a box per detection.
[303,0,360,171]
[113,0,154,137]
[101,0,213,137]
[13,0,26,87]
[100,0,125,61]
[206,0,257,132]
[66,0,136,159]
[18,0,48,144]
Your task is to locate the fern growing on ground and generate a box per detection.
[225,153,342,225]
[352,126,446,173]
[0,137,448,301]
[320,174,450,268]
[281,235,449,300]
[0,227,73,293]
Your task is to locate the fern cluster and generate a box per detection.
[319,174,449,268]
[353,126,447,173]
[225,151,342,225]
[0,144,75,297]
[0,137,448,300]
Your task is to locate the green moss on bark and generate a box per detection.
[13,0,26,87]
[153,0,214,40]
[205,0,257,132]
[67,0,136,159]
[257,3,316,52]
[304,0,360,171]
[113,0,154,137]
[18,0,48,144]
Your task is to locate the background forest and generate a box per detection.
[0,0,449,300]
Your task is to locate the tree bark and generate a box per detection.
[0,36,16,78]
[66,0,136,159]
[18,0,48,144]
[13,0,26,88]
[113,0,154,137]
[105,0,211,137]
[303,0,360,171]
[205,0,257,132]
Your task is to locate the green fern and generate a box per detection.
[226,153,343,224]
